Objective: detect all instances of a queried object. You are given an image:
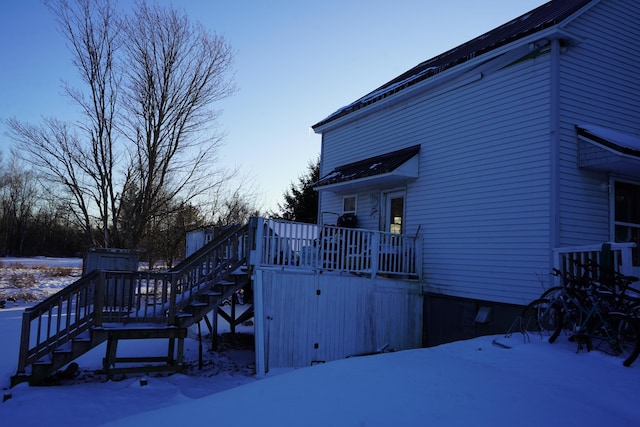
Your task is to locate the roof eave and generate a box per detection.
[312,7,591,134]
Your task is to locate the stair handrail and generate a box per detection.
[15,269,103,375]
[169,223,248,273]
[166,223,250,315]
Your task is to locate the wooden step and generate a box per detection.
[202,290,223,297]
[176,312,194,320]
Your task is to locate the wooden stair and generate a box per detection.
[11,223,252,387]
[29,331,107,385]
[175,263,250,329]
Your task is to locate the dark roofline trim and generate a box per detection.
[312,0,593,131]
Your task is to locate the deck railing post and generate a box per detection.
[415,233,423,279]
[248,216,264,268]
[619,243,634,276]
[370,232,380,277]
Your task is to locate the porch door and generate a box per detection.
[613,180,640,276]
[384,190,405,234]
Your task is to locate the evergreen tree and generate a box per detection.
[276,157,319,223]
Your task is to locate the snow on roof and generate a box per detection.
[312,0,594,130]
[313,145,420,188]
[576,124,640,156]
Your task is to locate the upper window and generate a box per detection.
[343,195,356,214]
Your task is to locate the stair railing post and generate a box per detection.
[168,272,178,325]
[16,310,33,374]
[248,216,264,269]
[94,272,104,327]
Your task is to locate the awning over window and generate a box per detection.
[314,145,420,193]
[577,124,640,177]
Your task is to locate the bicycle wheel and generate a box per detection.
[540,286,565,300]
[589,313,640,367]
[521,298,562,342]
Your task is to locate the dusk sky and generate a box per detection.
[0,0,547,212]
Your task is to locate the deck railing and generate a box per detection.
[248,217,421,278]
[553,242,637,279]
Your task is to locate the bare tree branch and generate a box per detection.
[118,1,236,247]
[6,0,236,253]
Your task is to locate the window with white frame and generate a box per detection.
[614,180,640,266]
[343,195,356,214]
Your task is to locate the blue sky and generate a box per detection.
[0,0,547,212]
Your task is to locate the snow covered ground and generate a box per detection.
[2,258,640,426]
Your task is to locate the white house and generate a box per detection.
[14,0,640,386]
[311,0,640,344]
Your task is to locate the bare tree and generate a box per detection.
[8,0,120,247]
[118,1,235,248]
[0,155,41,254]
[6,0,235,251]
[6,118,96,244]
[54,0,121,248]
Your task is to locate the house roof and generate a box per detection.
[312,0,594,131]
[313,145,420,190]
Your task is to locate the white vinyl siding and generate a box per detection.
[316,0,640,305]
[321,53,553,304]
[416,59,553,304]
[259,270,422,369]
[557,0,640,246]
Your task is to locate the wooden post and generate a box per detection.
[168,272,177,325]
[104,334,118,374]
[618,243,635,276]
[253,269,266,376]
[211,308,218,350]
[177,336,185,366]
[415,233,423,280]
[94,272,104,326]
[370,232,380,277]
[202,310,219,350]
[247,216,264,269]
[168,337,175,364]
[16,311,32,374]
[230,290,237,334]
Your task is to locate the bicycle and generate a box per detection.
[548,267,640,367]
[523,263,640,367]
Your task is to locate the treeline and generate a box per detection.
[0,153,261,266]
[0,156,83,257]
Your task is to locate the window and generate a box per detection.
[614,181,640,265]
[343,195,356,214]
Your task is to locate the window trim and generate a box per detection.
[342,195,357,215]
[611,177,640,267]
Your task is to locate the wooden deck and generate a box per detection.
[11,217,423,386]
[11,224,251,386]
